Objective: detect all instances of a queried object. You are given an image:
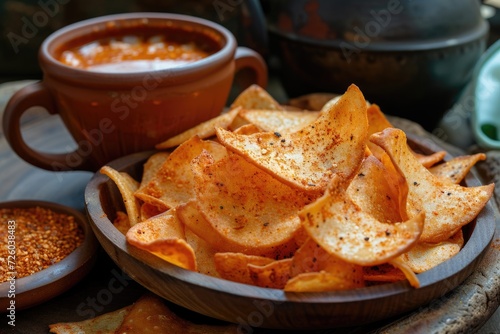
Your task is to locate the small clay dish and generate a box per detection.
[0,200,98,311]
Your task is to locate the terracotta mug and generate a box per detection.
[3,12,267,172]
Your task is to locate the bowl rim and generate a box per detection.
[267,20,489,52]
[84,134,496,326]
[40,12,237,86]
[0,199,99,311]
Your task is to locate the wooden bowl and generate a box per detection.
[0,200,98,311]
[84,134,496,330]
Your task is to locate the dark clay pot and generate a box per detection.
[266,0,489,130]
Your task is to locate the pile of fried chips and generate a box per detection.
[101,84,494,291]
[49,293,238,333]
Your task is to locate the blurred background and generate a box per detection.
[0,0,499,130]
[0,0,270,82]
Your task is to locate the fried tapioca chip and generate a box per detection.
[126,209,184,241]
[155,107,241,149]
[286,239,365,293]
[51,293,238,334]
[363,263,406,283]
[116,294,169,334]
[49,305,131,333]
[366,104,394,159]
[216,84,369,194]
[363,261,418,288]
[388,257,420,288]
[365,103,446,168]
[126,209,196,271]
[367,104,392,134]
[179,201,299,260]
[400,230,464,273]
[180,150,310,258]
[347,155,405,224]
[300,174,425,266]
[116,294,238,334]
[370,128,495,243]
[414,150,447,168]
[429,153,486,184]
[184,228,218,277]
[238,109,320,133]
[138,152,170,190]
[230,84,283,111]
[214,252,274,285]
[137,154,170,221]
[177,201,230,247]
[248,258,292,289]
[288,92,340,111]
[232,123,261,135]
[139,202,165,221]
[113,211,131,235]
[100,166,141,227]
[135,136,227,211]
[370,150,411,222]
[288,238,365,291]
[284,271,362,292]
[289,237,332,276]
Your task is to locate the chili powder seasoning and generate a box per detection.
[0,206,84,283]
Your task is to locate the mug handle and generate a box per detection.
[234,46,268,89]
[2,81,93,171]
